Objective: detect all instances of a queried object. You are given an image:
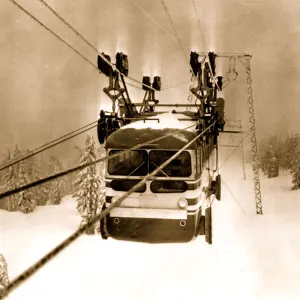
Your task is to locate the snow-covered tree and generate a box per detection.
[73,135,104,234]
[264,145,279,178]
[259,135,282,176]
[290,137,300,190]
[0,254,9,292]
[46,155,63,205]
[3,148,19,211]
[281,134,300,170]
[23,149,44,207]
[37,182,50,206]
[17,155,37,214]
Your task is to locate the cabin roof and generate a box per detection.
[105,127,201,150]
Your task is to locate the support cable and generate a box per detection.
[0,123,198,201]
[9,0,97,70]
[160,0,193,74]
[36,0,155,91]
[221,178,247,215]
[131,0,195,77]
[0,122,216,299]
[0,121,99,172]
[130,0,180,45]
[219,131,250,170]
[161,81,191,90]
[191,0,220,91]
[9,0,154,91]
[191,0,207,52]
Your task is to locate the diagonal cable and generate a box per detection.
[191,0,221,91]
[160,0,191,70]
[0,121,99,172]
[35,0,155,91]
[8,0,153,91]
[0,122,216,299]
[0,123,199,201]
[221,178,247,215]
[218,131,250,170]
[9,0,97,70]
[131,0,194,76]
[191,0,207,52]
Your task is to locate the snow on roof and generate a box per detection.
[122,112,196,132]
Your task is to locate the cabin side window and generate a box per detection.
[108,150,148,176]
[196,147,202,175]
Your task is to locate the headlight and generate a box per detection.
[178,198,188,209]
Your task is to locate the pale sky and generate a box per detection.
[1,0,300,159]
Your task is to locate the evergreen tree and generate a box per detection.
[24,149,45,206]
[3,149,19,211]
[259,135,282,176]
[47,155,63,205]
[73,135,103,235]
[281,134,300,170]
[38,182,51,206]
[0,254,9,290]
[17,154,37,214]
[290,137,300,190]
[264,145,279,178]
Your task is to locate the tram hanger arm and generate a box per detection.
[221,130,245,134]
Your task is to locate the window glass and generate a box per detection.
[108,150,148,176]
[149,151,191,177]
[111,179,146,192]
[150,181,188,193]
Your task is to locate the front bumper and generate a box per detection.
[105,209,200,243]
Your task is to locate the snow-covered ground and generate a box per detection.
[1,163,300,300]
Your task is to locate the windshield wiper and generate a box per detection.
[127,161,146,177]
[150,162,170,178]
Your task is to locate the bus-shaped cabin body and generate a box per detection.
[100,113,215,243]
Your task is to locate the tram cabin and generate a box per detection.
[101,113,215,243]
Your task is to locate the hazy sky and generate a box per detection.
[1,0,300,159]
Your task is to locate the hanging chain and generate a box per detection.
[186,74,196,111]
[245,58,263,214]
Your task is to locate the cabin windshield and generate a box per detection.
[149,150,191,177]
[108,150,148,176]
[107,149,191,177]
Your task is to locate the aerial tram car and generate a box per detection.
[96,51,225,244]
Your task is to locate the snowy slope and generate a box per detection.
[1,164,300,300]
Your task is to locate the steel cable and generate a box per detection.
[0,122,199,201]
[0,121,216,299]
[0,121,99,172]
[8,0,154,91]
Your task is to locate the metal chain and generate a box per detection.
[186,74,196,110]
[192,0,207,51]
[160,0,194,75]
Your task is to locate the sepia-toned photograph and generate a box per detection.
[1,0,300,299]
